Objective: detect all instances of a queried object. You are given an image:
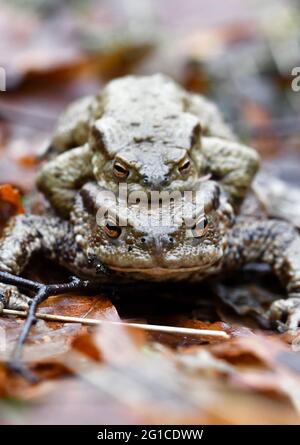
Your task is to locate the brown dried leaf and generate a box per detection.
[0,184,24,232]
[39,294,120,322]
[0,292,121,385]
[0,184,24,214]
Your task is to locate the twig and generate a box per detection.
[2,308,229,339]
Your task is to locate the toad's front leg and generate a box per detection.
[225,217,300,330]
[0,214,73,311]
[36,144,93,217]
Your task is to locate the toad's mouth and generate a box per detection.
[109,264,216,276]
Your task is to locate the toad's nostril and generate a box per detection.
[141,237,146,243]
[169,236,174,243]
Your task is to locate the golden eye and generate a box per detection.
[191,215,208,238]
[113,161,129,179]
[104,221,122,239]
[178,156,191,175]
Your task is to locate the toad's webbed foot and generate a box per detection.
[226,217,300,331]
[0,284,31,312]
[268,297,300,332]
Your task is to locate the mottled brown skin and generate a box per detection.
[1,181,300,330]
[37,74,259,217]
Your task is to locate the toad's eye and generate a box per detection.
[178,156,191,175]
[113,161,129,179]
[191,215,209,238]
[104,221,122,239]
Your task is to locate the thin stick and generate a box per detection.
[2,308,229,339]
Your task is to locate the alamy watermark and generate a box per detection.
[291,67,300,92]
[0,67,6,92]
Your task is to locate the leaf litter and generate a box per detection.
[1,0,300,425]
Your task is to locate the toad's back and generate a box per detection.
[103,74,186,119]
[97,74,200,154]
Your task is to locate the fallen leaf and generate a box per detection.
[0,184,24,215]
